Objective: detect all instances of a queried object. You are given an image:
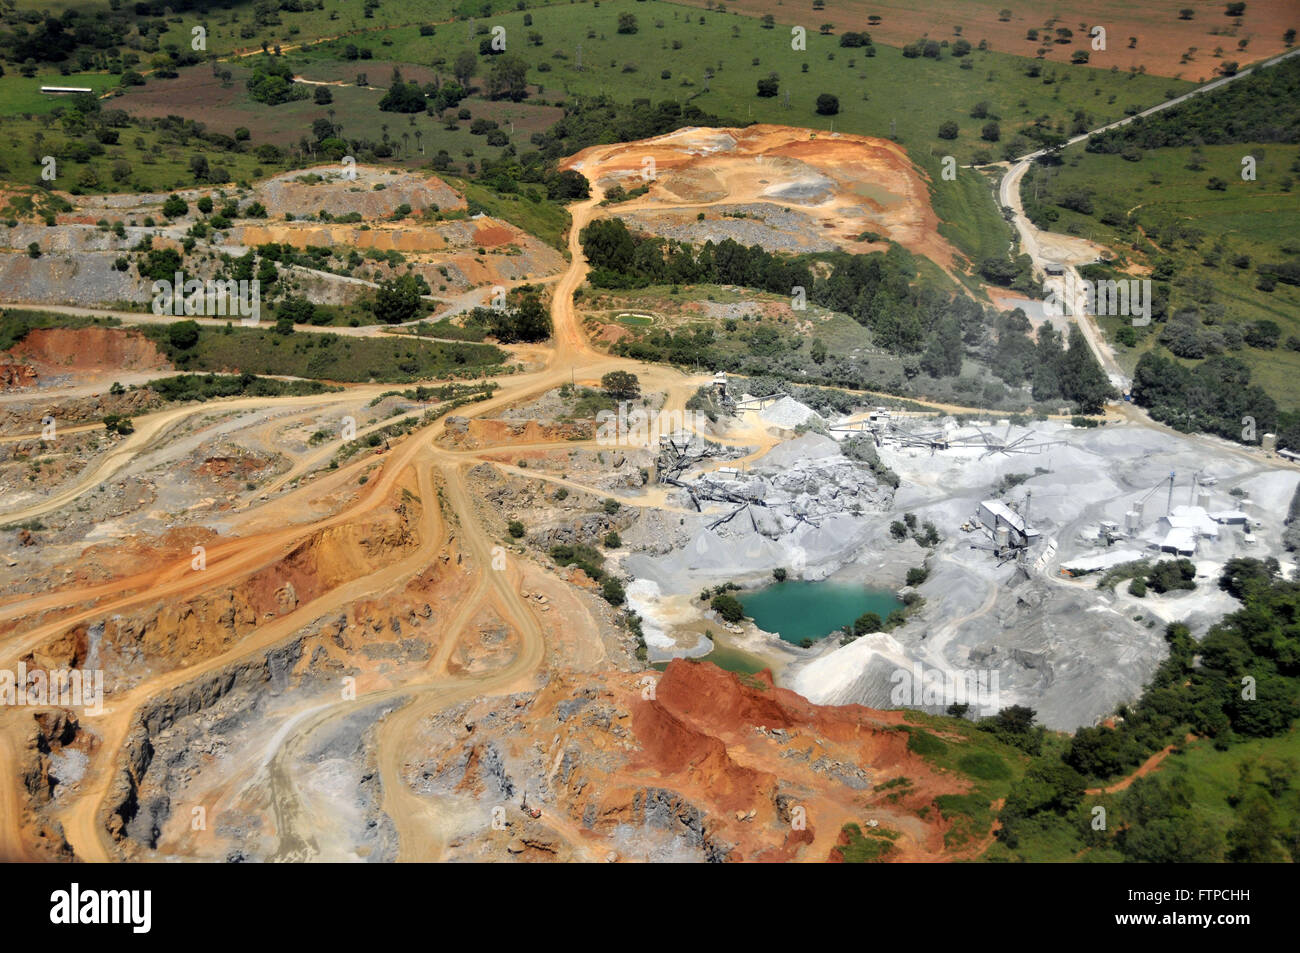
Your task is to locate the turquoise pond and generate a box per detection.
[739,580,904,644]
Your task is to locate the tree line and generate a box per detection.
[1086,54,1300,154]
[580,217,1113,412]
[1131,351,1279,443]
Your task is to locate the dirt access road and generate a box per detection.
[997,47,1300,394]
[0,163,708,862]
[13,108,1277,860]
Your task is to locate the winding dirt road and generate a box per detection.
[0,154,723,863]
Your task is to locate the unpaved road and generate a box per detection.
[0,156,706,863]
[10,86,1298,862]
[997,47,1300,394]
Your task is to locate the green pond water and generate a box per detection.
[740,580,904,645]
[654,640,769,675]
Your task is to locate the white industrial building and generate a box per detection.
[1159,527,1198,557]
[977,499,1040,544]
[1155,505,1222,556]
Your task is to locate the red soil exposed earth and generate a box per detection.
[564,124,960,270]
[8,328,170,376]
[672,0,1296,80]
[620,659,998,861]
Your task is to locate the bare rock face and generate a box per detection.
[0,362,37,389]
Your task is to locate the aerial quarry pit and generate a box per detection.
[0,17,1297,874]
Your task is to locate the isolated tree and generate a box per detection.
[487,53,529,101]
[1178,8,1195,19]
[710,592,744,623]
[938,120,959,139]
[853,612,882,635]
[314,85,332,105]
[982,121,1001,141]
[379,79,425,112]
[277,295,317,327]
[453,49,478,86]
[815,93,839,115]
[162,194,188,218]
[756,75,779,97]
[617,13,638,34]
[373,273,424,323]
[601,370,641,400]
[602,576,626,605]
[168,320,200,350]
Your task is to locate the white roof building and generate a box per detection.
[977,499,1040,541]
[1160,505,1220,539]
[1210,510,1248,525]
[1160,527,1197,556]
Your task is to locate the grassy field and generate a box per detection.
[139,319,505,383]
[927,163,1014,287]
[1162,731,1300,847]
[0,72,123,116]
[1022,141,1300,407]
[670,0,1300,81]
[447,175,570,250]
[893,710,1032,857]
[0,110,275,195]
[281,0,1187,267]
[291,0,1189,160]
[2,0,1194,278]
[5,0,563,61]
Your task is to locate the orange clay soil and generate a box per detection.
[563,124,961,272]
[612,660,1000,862]
[10,327,170,374]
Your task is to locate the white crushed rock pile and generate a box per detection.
[755,395,824,430]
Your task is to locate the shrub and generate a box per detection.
[710,592,745,623]
[602,576,626,605]
[168,320,200,350]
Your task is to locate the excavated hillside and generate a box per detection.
[563,124,959,269]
